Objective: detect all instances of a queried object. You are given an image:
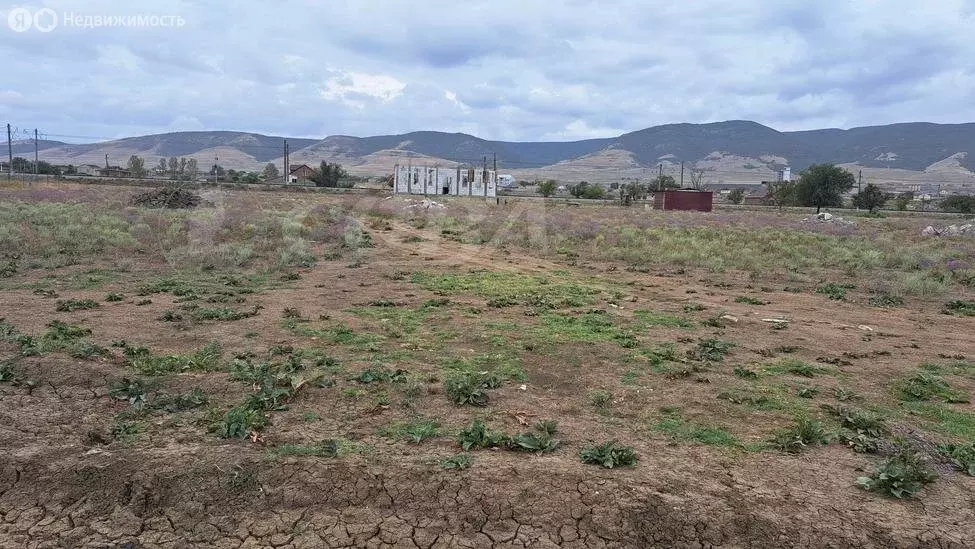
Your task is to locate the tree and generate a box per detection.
[851,183,888,212]
[186,159,199,182]
[650,175,678,190]
[796,164,856,213]
[262,163,279,180]
[36,160,56,175]
[537,179,557,197]
[11,157,29,172]
[179,157,188,179]
[764,180,799,209]
[310,161,350,187]
[167,157,178,180]
[728,188,746,204]
[569,181,605,199]
[892,192,913,211]
[127,155,146,178]
[689,169,708,190]
[242,172,261,184]
[620,181,648,204]
[940,195,975,214]
[63,164,77,176]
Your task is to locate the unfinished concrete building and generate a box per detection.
[394,165,497,197]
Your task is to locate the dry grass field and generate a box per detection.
[1,182,973,548]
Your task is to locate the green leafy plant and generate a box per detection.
[796,386,819,398]
[105,292,124,302]
[734,296,767,305]
[768,358,825,378]
[942,300,975,317]
[895,372,969,403]
[824,405,888,438]
[379,418,440,443]
[939,442,975,476]
[214,405,269,439]
[815,283,854,301]
[733,365,759,379]
[108,378,150,409]
[691,339,735,362]
[191,305,261,322]
[586,389,613,412]
[579,440,638,468]
[444,371,496,406]
[55,298,99,312]
[0,362,15,383]
[510,431,560,453]
[457,419,510,450]
[439,453,473,470]
[769,417,831,453]
[857,444,937,498]
[110,420,144,442]
[272,439,339,458]
[151,388,208,412]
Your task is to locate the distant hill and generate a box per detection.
[26,121,975,190]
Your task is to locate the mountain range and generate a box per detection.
[17,121,975,191]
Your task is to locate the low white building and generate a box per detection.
[394,165,497,197]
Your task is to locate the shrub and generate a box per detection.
[105,292,124,302]
[55,298,99,312]
[579,440,638,468]
[857,445,937,498]
[734,296,766,305]
[770,417,831,453]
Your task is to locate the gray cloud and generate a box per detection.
[1,0,973,142]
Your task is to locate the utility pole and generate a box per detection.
[680,161,684,188]
[856,170,862,211]
[657,163,662,191]
[493,152,497,172]
[283,139,288,184]
[6,124,12,181]
[104,154,109,169]
[33,129,38,183]
[213,155,219,185]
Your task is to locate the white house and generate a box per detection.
[394,165,497,197]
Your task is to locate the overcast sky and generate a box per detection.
[1,0,974,143]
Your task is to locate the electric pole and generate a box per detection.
[284,139,289,184]
[214,155,219,185]
[493,152,497,172]
[6,124,12,181]
[33,129,38,182]
[680,161,684,188]
[657,163,662,191]
[105,154,109,169]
